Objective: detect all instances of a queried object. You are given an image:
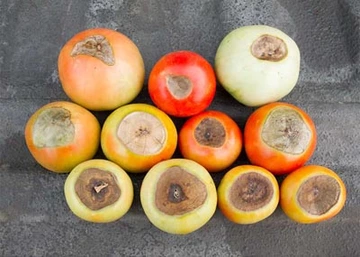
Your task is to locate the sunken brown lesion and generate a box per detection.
[194,118,226,148]
[155,166,207,215]
[251,34,288,62]
[75,168,121,210]
[166,75,192,99]
[297,175,340,216]
[71,35,115,66]
[261,107,312,155]
[229,172,274,212]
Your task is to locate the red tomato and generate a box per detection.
[179,110,242,172]
[148,50,216,117]
[244,102,317,175]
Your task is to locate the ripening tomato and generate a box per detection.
[148,50,216,117]
[280,165,346,224]
[179,110,242,172]
[58,28,145,111]
[25,101,100,173]
[244,102,317,175]
[101,103,178,173]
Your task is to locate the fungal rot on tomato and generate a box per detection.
[140,159,217,234]
[70,35,115,66]
[74,168,121,211]
[155,166,207,216]
[32,107,75,148]
[261,107,312,155]
[251,34,288,62]
[244,102,317,175]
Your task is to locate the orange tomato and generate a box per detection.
[218,165,279,224]
[179,110,242,172]
[280,165,346,224]
[25,101,100,173]
[58,28,145,111]
[101,103,177,173]
[244,102,317,175]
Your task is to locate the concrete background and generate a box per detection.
[1,0,360,256]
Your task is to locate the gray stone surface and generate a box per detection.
[1,0,360,256]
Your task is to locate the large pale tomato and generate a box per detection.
[58,28,145,111]
[244,102,317,175]
[179,110,242,172]
[148,50,216,117]
[140,158,217,234]
[101,103,177,173]
[280,165,346,224]
[25,101,100,173]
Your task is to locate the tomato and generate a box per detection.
[101,103,177,173]
[280,165,346,223]
[244,102,317,175]
[218,165,279,224]
[215,25,300,107]
[148,50,216,117]
[179,110,242,172]
[58,28,145,111]
[140,158,217,234]
[64,159,133,223]
[25,101,100,173]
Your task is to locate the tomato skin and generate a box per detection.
[58,28,145,111]
[244,102,317,175]
[148,50,216,117]
[179,110,242,172]
[218,165,279,224]
[280,165,347,224]
[101,104,178,173]
[25,101,101,173]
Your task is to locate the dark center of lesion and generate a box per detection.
[166,75,192,99]
[297,175,341,216]
[71,35,115,66]
[75,168,121,210]
[194,118,226,148]
[230,172,274,212]
[155,166,207,215]
[251,34,288,62]
[261,107,312,155]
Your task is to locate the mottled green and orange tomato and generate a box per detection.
[58,28,145,111]
[148,50,216,117]
[218,165,279,224]
[280,165,346,224]
[101,103,177,173]
[179,110,242,172]
[64,159,133,223]
[25,101,100,173]
[140,159,217,234]
[244,102,317,175]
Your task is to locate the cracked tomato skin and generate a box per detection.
[148,50,216,117]
[58,28,145,111]
[244,102,317,175]
[25,101,101,173]
[280,165,347,224]
[179,110,242,172]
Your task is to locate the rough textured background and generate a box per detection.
[1,0,360,256]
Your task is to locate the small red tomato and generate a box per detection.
[148,50,216,117]
[179,110,242,172]
[244,102,317,175]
